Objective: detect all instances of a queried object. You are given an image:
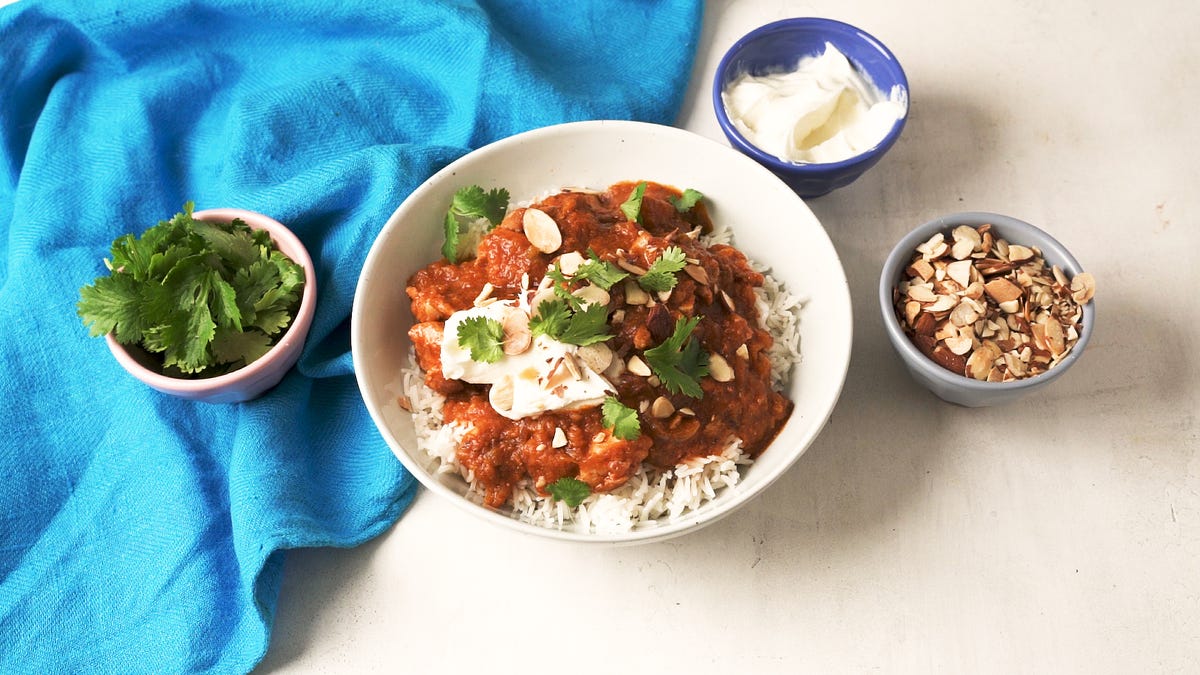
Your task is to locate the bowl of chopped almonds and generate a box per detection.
[879,212,1096,407]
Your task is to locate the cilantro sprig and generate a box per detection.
[528,297,612,347]
[77,202,305,376]
[669,188,704,212]
[442,185,509,263]
[456,315,506,363]
[601,396,641,441]
[547,477,591,507]
[643,315,709,398]
[637,246,688,292]
[571,250,629,290]
[619,181,647,223]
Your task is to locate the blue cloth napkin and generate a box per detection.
[0,0,702,671]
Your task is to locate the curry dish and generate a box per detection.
[406,181,792,508]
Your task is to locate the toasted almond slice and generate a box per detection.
[1052,265,1069,287]
[576,343,613,373]
[945,335,974,356]
[1070,272,1096,304]
[946,260,973,288]
[684,264,709,285]
[552,427,568,448]
[964,281,985,300]
[1008,244,1035,262]
[904,300,922,325]
[1043,317,1066,355]
[999,298,1021,314]
[908,258,936,281]
[530,287,556,316]
[522,207,562,254]
[953,225,982,248]
[651,396,674,418]
[473,282,495,307]
[617,259,649,276]
[908,285,938,303]
[626,355,652,377]
[949,301,980,327]
[502,308,532,355]
[720,290,737,312]
[678,407,695,416]
[736,343,749,360]
[926,295,957,314]
[916,232,945,256]
[556,251,585,276]
[623,279,649,306]
[984,278,1024,303]
[951,237,975,261]
[573,284,610,308]
[709,353,734,382]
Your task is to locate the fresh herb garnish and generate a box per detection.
[601,396,641,441]
[572,250,629,290]
[456,315,506,363]
[76,202,304,376]
[643,315,709,398]
[669,188,704,212]
[528,297,612,346]
[636,246,688,292]
[442,185,509,263]
[619,181,647,223]
[547,476,591,507]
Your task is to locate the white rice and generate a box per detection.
[401,222,803,533]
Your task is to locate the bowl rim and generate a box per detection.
[877,211,1095,393]
[711,16,910,174]
[105,208,317,396]
[351,119,853,544]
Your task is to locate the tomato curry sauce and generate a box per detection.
[406,182,792,508]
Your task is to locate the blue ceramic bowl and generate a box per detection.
[879,212,1096,407]
[712,18,909,198]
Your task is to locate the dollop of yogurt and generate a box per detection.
[722,42,906,164]
[440,300,614,421]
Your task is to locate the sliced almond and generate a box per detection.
[502,309,532,355]
[908,258,936,281]
[556,251,585,276]
[626,355,652,377]
[946,260,973,288]
[617,259,649,276]
[953,225,982,248]
[552,427,568,448]
[1043,317,1066,355]
[1070,272,1096,304]
[926,295,957,314]
[949,301,980,327]
[951,237,975,261]
[904,300,922,325]
[576,343,613,373]
[908,285,938,303]
[473,282,495,307]
[683,264,709,286]
[708,353,734,382]
[945,335,974,356]
[522,207,562,254]
[573,284,610,308]
[720,290,737,312]
[1008,244,1035,262]
[984,278,1024,304]
[650,396,674,418]
[736,343,749,360]
[623,279,649,306]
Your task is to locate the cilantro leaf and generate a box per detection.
[211,326,273,367]
[636,246,687,292]
[529,297,572,341]
[557,302,613,346]
[572,250,629,290]
[547,477,590,507]
[77,203,305,377]
[669,188,704,212]
[601,396,641,441]
[643,315,709,398]
[442,185,510,263]
[620,181,647,223]
[456,315,506,363]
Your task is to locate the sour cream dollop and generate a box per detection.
[440,300,614,421]
[722,42,907,164]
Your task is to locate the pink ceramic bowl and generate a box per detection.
[105,208,317,403]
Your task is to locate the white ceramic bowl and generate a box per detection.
[352,120,852,543]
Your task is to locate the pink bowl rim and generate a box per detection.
[104,208,317,396]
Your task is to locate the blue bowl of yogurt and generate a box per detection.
[713,17,909,198]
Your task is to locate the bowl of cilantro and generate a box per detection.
[77,204,317,403]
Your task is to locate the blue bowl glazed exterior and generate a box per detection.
[878,213,1096,407]
[713,18,909,198]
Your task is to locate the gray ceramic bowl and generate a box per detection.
[879,212,1095,407]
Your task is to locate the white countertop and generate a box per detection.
[260,1,1200,672]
